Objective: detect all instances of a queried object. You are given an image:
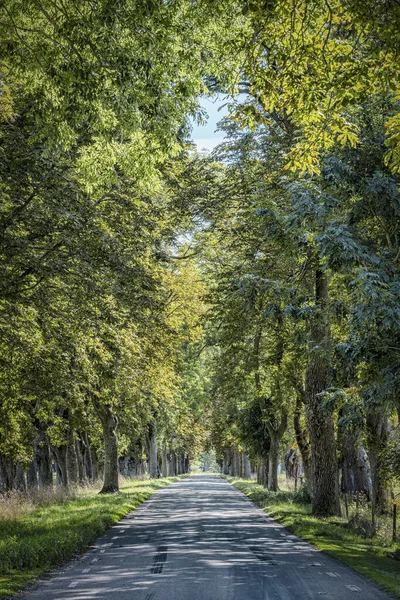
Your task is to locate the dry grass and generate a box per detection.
[0,474,143,520]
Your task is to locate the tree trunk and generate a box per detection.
[161,440,168,477]
[168,452,176,476]
[76,437,86,483]
[339,413,372,499]
[66,429,79,486]
[14,465,26,492]
[148,420,158,479]
[98,406,119,493]
[37,433,53,488]
[294,388,312,483]
[90,445,98,480]
[268,434,280,491]
[223,451,231,475]
[0,454,16,492]
[243,453,251,479]
[82,432,94,481]
[26,459,38,490]
[257,456,268,487]
[305,269,341,516]
[366,409,390,514]
[52,445,69,489]
[265,407,287,492]
[233,450,240,477]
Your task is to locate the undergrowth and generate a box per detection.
[0,476,182,599]
[228,477,400,599]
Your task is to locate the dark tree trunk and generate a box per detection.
[305,270,341,516]
[268,435,280,491]
[161,440,168,477]
[0,454,16,492]
[66,429,79,486]
[90,445,98,480]
[285,447,300,481]
[52,445,69,489]
[233,450,240,477]
[98,406,119,494]
[76,437,86,483]
[294,388,312,483]
[37,433,53,488]
[339,412,372,499]
[148,420,158,479]
[366,409,390,514]
[14,465,26,492]
[82,432,93,481]
[169,452,176,476]
[257,456,268,487]
[26,459,38,490]
[265,408,287,492]
[223,451,231,475]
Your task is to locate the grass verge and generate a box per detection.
[228,477,400,599]
[0,476,183,599]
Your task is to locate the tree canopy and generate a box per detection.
[0,0,399,519]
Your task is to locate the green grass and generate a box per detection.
[228,477,400,599]
[0,477,183,599]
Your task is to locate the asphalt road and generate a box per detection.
[19,474,391,600]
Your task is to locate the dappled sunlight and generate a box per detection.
[16,476,388,600]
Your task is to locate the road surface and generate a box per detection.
[19,475,391,600]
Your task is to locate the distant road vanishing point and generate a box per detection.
[19,475,390,600]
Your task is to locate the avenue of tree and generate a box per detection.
[0,0,399,516]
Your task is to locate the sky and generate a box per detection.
[190,95,230,152]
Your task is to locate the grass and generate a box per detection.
[0,476,183,599]
[227,477,400,599]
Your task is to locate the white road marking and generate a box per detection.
[82,569,90,574]
[68,582,78,588]
[112,536,119,540]
[310,562,322,566]
[91,558,99,563]
[326,572,341,577]
[120,529,125,533]
[100,550,105,553]
[346,585,362,592]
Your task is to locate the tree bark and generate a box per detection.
[37,432,53,488]
[82,432,93,481]
[26,459,38,490]
[243,453,251,479]
[168,452,176,476]
[257,456,268,487]
[148,420,158,478]
[268,435,280,491]
[14,465,26,492]
[265,408,287,492]
[339,412,372,499]
[98,406,119,493]
[305,269,341,516]
[66,429,79,486]
[161,440,168,477]
[52,445,69,489]
[0,454,16,491]
[366,409,390,514]
[293,388,312,483]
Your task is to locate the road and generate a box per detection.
[19,475,390,600]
